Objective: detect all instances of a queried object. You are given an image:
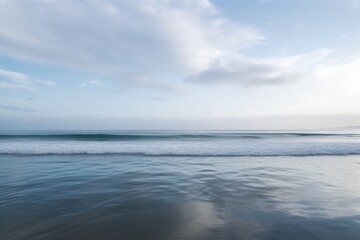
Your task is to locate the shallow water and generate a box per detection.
[1,154,359,240]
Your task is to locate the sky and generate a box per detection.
[1,0,360,130]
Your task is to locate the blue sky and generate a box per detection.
[1,0,360,129]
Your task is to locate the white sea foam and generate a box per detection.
[1,139,360,156]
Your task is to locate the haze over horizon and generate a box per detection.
[1,0,360,130]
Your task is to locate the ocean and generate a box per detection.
[0,130,359,240]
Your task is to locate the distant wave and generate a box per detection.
[1,152,360,157]
[1,131,360,156]
[1,141,360,156]
[0,133,358,141]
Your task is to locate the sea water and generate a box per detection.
[0,130,359,239]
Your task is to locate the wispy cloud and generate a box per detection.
[0,68,28,81]
[0,104,36,112]
[37,80,56,86]
[80,80,104,87]
[0,68,56,90]
[0,68,32,90]
[88,80,103,86]
[308,57,360,113]
[0,1,265,92]
[186,49,333,87]
[0,0,354,100]
[186,56,302,87]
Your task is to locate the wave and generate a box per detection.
[1,152,360,157]
[0,132,358,141]
[1,141,360,156]
[2,152,360,157]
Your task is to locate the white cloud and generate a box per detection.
[0,1,343,92]
[0,68,32,89]
[186,49,334,87]
[0,68,57,89]
[80,80,103,87]
[37,80,56,86]
[186,54,302,86]
[294,57,360,114]
[0,68,28,81]
[272,49,332,69]
[314,57,360,104]
[0,0,265,90]
[88,80,103,86]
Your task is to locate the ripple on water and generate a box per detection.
[0,155,359,240]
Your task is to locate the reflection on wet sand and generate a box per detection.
[0,155,359,240]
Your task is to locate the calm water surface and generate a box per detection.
[1,154,359,240]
